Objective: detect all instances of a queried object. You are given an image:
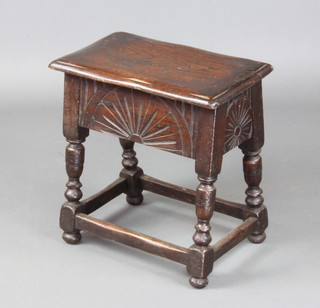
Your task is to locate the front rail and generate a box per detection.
[75,213,189,265]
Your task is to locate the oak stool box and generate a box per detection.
[49,32,272,288]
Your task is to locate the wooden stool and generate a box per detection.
[49,32,272,288]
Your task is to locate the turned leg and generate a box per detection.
[187,176,215,289]
[242,149,266,243]
[59,74,89,244]
[119,138,143,205]
[60,139,85,244]
[186,106,226,288]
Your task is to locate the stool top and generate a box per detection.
[49,32,272,109]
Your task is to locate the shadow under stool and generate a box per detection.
[49,32,273,288]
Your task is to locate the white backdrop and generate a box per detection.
[1,1,319,307]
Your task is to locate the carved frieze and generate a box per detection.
[79,79,198,158]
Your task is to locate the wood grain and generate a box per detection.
[50,32,272,108]
[51,32,272,288]
[80,81,198,158]
[75,213,189,265]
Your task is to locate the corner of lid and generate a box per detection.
[210,101,220,109]
[48,61,54,68]
[48,59,68,71]
[48,60,58,70]
[269,63,274,72]
[258,63,274,76]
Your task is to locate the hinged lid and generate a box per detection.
[49,32,272,109]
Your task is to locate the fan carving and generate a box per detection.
[80,84,196,157]
[224,93,252,153]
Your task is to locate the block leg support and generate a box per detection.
[187,245,214,288]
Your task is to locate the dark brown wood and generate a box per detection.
[195,105,227,177]
[224,89,253,153]
[245,205,268,243]
[141,174,268,225]
[50,32,272,289]
[140,174,263,220]
[242,150,264,208]
[193,107,222,247]
[75,213,189,265]
[79,177,127,214]
[185,101,228,288]
[119,139,144,205]
[242,149,266,243]
[193,179,216,248]
[64,142,85,202]
[213,217,258,261]
[141,174,196,204]
[63,74,89,141]
[239,81,264,152]
[187,245,214,289]
[79,81,198,158]
[60,202,82,243]
[238,80,267,243]
[187,179,215,288]
[78,76,252,159]
[60,74,89,244]
[49,32,272,108]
